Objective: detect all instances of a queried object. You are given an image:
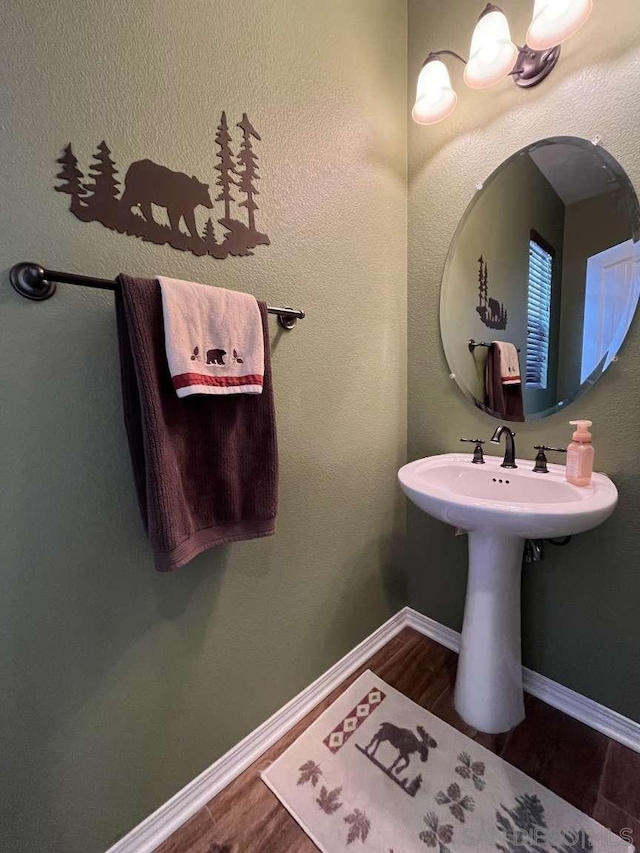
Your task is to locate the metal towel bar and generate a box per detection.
[10,262,306,330]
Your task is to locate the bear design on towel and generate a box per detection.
[206,348,227,365]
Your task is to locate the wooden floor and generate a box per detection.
[154,629,640,853]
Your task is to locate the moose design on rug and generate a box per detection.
[355,721,438,798]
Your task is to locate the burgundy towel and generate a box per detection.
[485,343,524,422]
[115,275,278,571]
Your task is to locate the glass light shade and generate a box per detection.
[412,59,458,125]
[526,0,593,51]
[463,9,518,89]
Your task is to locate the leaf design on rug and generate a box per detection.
[503,793,547,833]
[419,811,454,852]
[344,808,371,844]
[207,845,233,853]
[455,752,486,791]
[297,760,322,787]
[496,793,549,853]
[316,785,343,814]
[434,782,475,822]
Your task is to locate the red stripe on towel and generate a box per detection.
[173,372,264,390]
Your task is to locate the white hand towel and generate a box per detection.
[493,341,521,385]
[158,276,264,397]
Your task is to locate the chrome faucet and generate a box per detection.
[491,425,517,469]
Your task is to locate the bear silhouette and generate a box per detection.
[206,348,227,365]
[488,297,502,322]
[120,159,213,239]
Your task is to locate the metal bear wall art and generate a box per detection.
[476,255,507,330]
[54,113,270,259]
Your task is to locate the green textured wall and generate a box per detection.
[0,2,407,851]
[408,0,640,720]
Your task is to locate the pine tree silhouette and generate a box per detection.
[55,144,87,214]
[83,141,120,222]
[202,217,217,248]
[215,112,237,223]
[236,113,261,233]
[478,256,488,310]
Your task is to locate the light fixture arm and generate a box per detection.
[423,49,468,67]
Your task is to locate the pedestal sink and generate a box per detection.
[398,453,617,734]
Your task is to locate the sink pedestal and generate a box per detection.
[400,453,618,734]
[454,531,525,734]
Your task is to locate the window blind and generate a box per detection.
[526,237,553,389]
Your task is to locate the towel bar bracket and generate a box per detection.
[9,262,305,330]
[275,310,298,330]
[10,263,58,301]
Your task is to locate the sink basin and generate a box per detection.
[399,453,617,540]
[398,452,617,734]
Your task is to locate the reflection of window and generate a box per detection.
[581,240,640,382]
[526,233,554,390]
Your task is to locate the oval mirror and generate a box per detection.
[441,136,640,422]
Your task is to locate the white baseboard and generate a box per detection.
[405,607,640,754]
[105,607,411,853]
[106,606,640,853]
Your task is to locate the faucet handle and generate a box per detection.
[533,445,567,473]
[460,438,486,465]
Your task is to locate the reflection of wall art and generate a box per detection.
[476,255,507,330]
[54,113,270,258]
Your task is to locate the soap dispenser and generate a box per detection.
[566,420,594,487]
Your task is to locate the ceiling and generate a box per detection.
[529,144,620,205]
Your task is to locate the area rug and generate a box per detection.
[261,671,633,853]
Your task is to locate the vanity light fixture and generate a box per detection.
[412,0,593,125]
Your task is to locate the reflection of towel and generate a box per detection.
[159,276,264,397]
[493,341,521,385]
[485,343,524,422]
[115,275,278,572]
